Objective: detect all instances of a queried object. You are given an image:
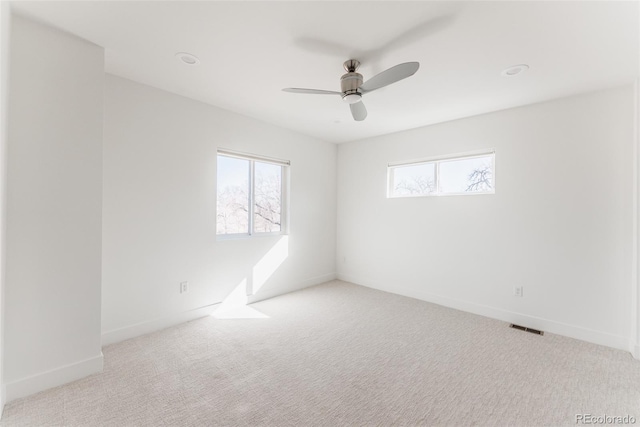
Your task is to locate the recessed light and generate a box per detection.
[175,52,200,66]
[501,64,529,77]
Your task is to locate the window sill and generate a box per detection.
[216,232,287,241]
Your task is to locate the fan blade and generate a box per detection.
[360,62,420,93]
[282,88,342,95]
[350,101,367,121]
[293,37,356,59]
[370,16,455,61]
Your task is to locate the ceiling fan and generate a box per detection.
[283,59,420,121]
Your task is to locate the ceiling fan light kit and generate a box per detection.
[283,59,420,122]
[342,93,362,104]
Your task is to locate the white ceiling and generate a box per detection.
[11,1,640,144]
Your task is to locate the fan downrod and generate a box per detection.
[343,59,360,73]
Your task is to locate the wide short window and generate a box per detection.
[216,150,288,236]
[388,151,495,198]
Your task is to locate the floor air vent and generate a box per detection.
[509,324,544,336]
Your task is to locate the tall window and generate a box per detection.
[388,151,495,198]
[216,150,288,236]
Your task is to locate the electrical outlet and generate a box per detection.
[513,286,523,297]
[180,282,189,294]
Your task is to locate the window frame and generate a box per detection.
[216,149,289,239]
[387,149,495,198]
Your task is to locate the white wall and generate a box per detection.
[337,85,635,350]
[0,0,12,414]
[5,17,104,401]
[102,75,336,342]
[634,79,640,358]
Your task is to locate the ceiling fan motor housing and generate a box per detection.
[341,72,363,103]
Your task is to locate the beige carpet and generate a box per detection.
[2,280,639,426]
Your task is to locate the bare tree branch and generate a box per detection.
[395,175,435,195]
[466,166,492,192]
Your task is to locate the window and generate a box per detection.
[388,151,495,198]
[216,150,288,236]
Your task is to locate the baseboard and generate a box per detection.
[102,303,219,346]
[248,272,337,304]
[338,273,630,352]
[5,353,103,403]
[102,273,337,346]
